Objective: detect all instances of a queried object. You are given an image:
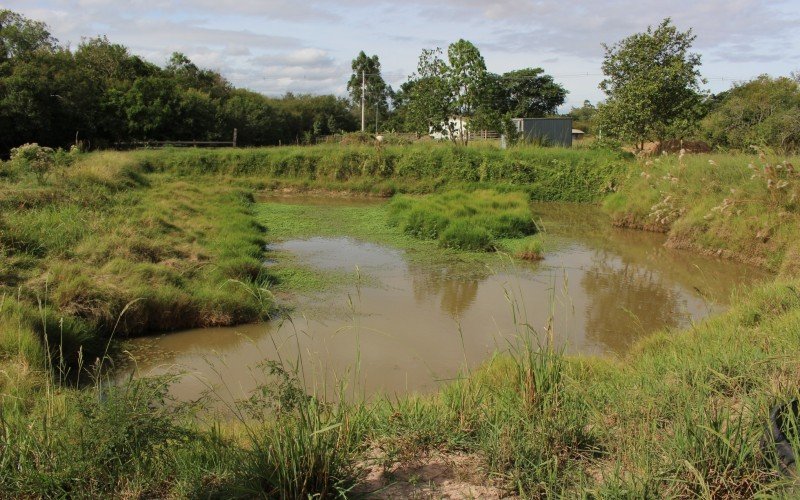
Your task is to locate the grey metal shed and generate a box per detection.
[511,118,574,147]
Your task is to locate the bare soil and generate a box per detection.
[354,451,510,499]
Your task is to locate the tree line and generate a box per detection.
[2,9,798,154]
[0,10,358,154]
[0,9,569,154]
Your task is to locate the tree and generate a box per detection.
[0,10,56,64]
[166,52,230,99]
[597,18,705,150]
[220,89,286,146]
[273,93,357,143]
[402,48,453,136]
[498,68,567,117]
[347,51,390,131]
[0,9,364,153]
[701,75,800,153]
[447,39,490,144]
[402,40,496,145]
[568,100,597,134]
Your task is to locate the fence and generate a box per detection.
[114,129,238,150]
[467,130,500,141]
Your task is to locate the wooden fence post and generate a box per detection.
[233,128,238,148]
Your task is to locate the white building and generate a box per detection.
[429,116,469,141]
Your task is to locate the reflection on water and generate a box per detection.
[411,269,481,319]
[123,203,769,402]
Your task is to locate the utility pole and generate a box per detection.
[375,102,379,134]
[360,70,366,132]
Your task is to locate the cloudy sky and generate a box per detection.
[7,0,800,109]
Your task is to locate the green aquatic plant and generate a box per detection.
[388,189,536,251]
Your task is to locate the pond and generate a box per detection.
[121,198,769,403]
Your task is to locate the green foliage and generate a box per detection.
[0,9,56,62]
[397,41,566,139]
[496,235,544,260]
[388,189,535,250]
[0,152,272,369]
[132,143,629,202]
[496,68,568,118]
[701,75,800,153]
[9,143,54,183]
[0,10,358,154]
[568,99,597,135]
[347,50,391,125]
[598,18,705,148]
[4,144,800,495]
[439,220,493,250]
[401,40,509,143]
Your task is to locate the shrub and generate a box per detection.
[10,143,55,183]
[701,75,800,153]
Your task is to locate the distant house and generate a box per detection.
[572,129,585,141]
[429,116,469,140]
[511,118,573,147]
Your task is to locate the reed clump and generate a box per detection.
[388,189,536,251]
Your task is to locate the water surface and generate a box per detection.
[123,201,768,402]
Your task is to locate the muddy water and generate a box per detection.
[124,201,768,402]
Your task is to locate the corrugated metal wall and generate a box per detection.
[513,118,573,147]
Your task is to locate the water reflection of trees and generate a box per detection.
[580,249,689,353]
[409,265,486,319]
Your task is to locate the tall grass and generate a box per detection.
[2,273,800,496]
[388,189,537,251]
[0,153,274,372]
[604,151,800,273]
[132,143,629,202]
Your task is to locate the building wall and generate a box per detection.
[512,118,573,147]
[430,117,468,140]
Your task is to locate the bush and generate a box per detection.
[702,76,800,153]
[10,143,55,183]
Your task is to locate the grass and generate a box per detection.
[495,235,546,260]
[0,152,272,375]
[3,144,800,497]
[604,151,800,273]
[131,142,630,201]
[3,281,800,497]
[388,190,537,251]
[256,198,524,279]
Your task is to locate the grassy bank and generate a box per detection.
[133,143,629,202]
[2,144,800,497]
[604,151,800,274]
[0,152,271,376]
[5,143,611,373]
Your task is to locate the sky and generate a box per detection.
[6,0,800,110]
